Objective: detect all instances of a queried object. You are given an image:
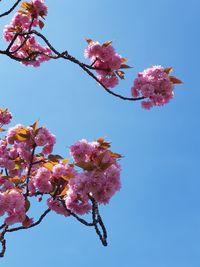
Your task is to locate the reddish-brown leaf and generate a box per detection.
[39,20,45,29]
[43,162,54,171]
[109,151,122,159]
[97,138,111,150]
[75,162,96,171]
[169,76,183,84]
[121,58,128,63]
[164,67,173,74]
[61,173,75,181]
[85,38,93,44]
[116,70,125,80]
[22,216,32,228]
[102,40,112,47]
[62,159,69,164]
[58,186,68,198]
[30,121,38,132]
[15,133,29,141]
[20,2,32,11]
[9,175,27,185]
[48,154,63,162]
[120,64,132,69]
[95,152,107,166]
[99,162,112,171]
[14,128,30,141]
[25,199,30,212]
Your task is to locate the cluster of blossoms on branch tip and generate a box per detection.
[84,38,130,89]
[131,66,183,109]
[0,108,12,127]
[84,38,182,109]
[0,108,121,226]
[3,0,51,67]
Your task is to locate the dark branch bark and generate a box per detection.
[0,225,8,258]
[0,208,50,257]
[90,196,108,246]
[60,200,94,227]
[0,0,22,18]
[7,208,51,233]
[26,144,36,196]
[29,30,144,101]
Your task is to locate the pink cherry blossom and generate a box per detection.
[84,40,125,89]
[32,167,52,193]
[131,65,174,109]
[0,113,122,232]
[3,1,51,67]
[70,139,98,162]
[32,0,48,18]
[47,198,70,217]
[0,190,26,225]
[65,189,92,215]
[0,108,12,125]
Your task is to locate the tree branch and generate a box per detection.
[0,28,145,102]
[7,208,51,233]
[26,144,36,196]
[90,196,108,246]
[60,199,94,227]
[0,225,8,257]
[0,0,22,18]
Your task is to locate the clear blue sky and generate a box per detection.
[0,0,200,266]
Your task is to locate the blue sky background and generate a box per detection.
[0,0,200,266]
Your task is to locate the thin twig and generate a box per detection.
[60,200,94,226]
[26,144,36,196]
[17,30,145,101]
[0,224,6,231]
[7,208,51,232]
[10,17,35,54]
[0,225,8,257]
[90,196,108,246]
[0,28,145,101]
[0,0,22,18]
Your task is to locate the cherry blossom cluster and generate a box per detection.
[66,139,121,214]
[84,40,182,108]
[0,109,121,226]
[84,39,130,88]
[0,108,12,127]
[3,0,51,66]
[131,65,182,109]
[0,188,28,226]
